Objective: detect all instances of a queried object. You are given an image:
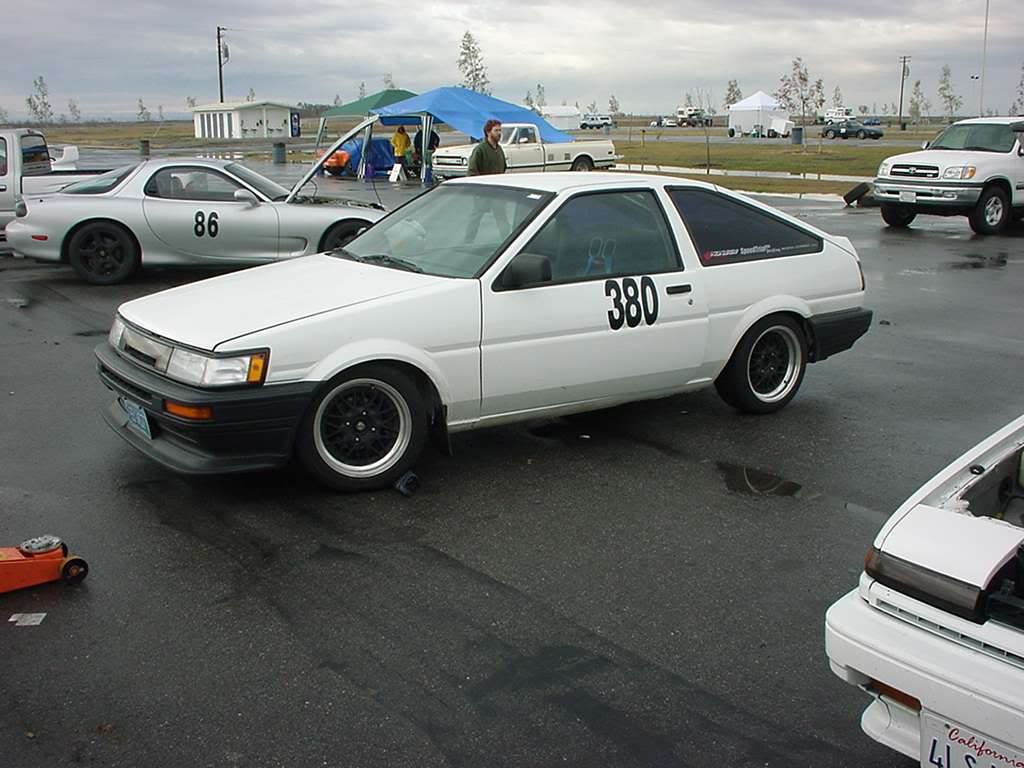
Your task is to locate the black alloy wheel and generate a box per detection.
[68,222,139,285]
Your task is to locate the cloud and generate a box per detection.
[3,0,1022,118]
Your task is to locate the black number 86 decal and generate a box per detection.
[605,276,659,330]
[193,211,219,238]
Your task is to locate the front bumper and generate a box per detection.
[825,588,1024,759]
[807,307,872,362]
[872,178,983,209]
[95,342,317,475]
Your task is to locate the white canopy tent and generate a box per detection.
[727,91,791,137]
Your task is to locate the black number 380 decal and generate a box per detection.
[193,211,219,238]
[605,276,658,330]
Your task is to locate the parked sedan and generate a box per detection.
[7,120,387,284]
[826,414,1024,766]
[821,120,884,139]
[95,172,871,492]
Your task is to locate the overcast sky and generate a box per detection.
[5,0,1023,120]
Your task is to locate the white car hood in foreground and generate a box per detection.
[118,254,443,351]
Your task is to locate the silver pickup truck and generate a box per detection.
[1,128,107,247]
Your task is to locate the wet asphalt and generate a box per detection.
[1,172,1023,767]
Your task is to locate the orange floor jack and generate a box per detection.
[0,535,88,594]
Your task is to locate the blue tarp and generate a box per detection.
[372,87,573,143]
[337,137,395,177]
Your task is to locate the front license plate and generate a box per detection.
[920,711,1023,768]
[900,190,917,203]
[120,397,152,440]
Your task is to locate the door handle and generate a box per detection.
[666,284,692,295]
[0,185,7,192]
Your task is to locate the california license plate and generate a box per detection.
[120,397,152,440]
[900,190,917,203]
[920,711,1023,768]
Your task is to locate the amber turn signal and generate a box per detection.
[246,352,267,384]
[868,679,921,711]
[164,401,213,420]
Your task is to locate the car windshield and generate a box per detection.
[337,184,554,278]
[61,164,139,194]
[928,123,1016,152]
[225,163,289,201]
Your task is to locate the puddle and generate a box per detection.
[717,462,802,497]
[946,252,1009,270]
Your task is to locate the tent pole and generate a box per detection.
[421,114,433,186]
[357,121,374,180]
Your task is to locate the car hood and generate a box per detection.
[880,148,995,170]
[118,254,445,351]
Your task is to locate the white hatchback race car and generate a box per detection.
[6,128,386,285]
[826,415,1024,767]
[95,172,872,491]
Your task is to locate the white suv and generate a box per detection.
[581,113,613,129]
[873,117,1024,235]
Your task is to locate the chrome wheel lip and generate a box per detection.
[983,196,1004,227]
[746,325,802,403]
[313,378,412,479]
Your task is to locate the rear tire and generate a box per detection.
[727,128,736,138]
[320,220,369,252]
[968,186,1011,235]
[296,364,428,492]
[571,156,594,172]
[715,315,808,414]
[880,204,916,228]
[68,222,139,285]
[825,129,836,139]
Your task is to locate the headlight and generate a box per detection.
[942,165,976,179]
[108,315,126,348]
[165,347,268,387]
[864,546,986,622]
[877,162,890,177]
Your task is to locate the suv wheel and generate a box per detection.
[880,204,916,228]
[968,186,1011,235]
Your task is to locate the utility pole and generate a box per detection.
[979,0,990,115]
[897,55,911,130]
[216,26,226,103]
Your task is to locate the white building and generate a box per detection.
[191,101,299,140]
[539,105,582,131]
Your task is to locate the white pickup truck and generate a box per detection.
[873,117,1024,235]
[432,123,616,179]
[1,128,107,245]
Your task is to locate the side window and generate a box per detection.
[0,138,7,176]
[669,188,822,266]
[521,190,679,283]
[20,135,51,176]
[145,168,241,201]
[519,127,537,144]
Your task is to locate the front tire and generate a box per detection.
[67,222,139,285]
[320,220,369,252]
[824,130,836,139]
[296,364,428,492]
[715,315,808,414]
[968,186,1010,235]
[856,130,867,139]
[880,204,916,228]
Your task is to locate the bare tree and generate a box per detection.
[832,85,843,109]
[26,76,53,123]
[692,88,716,174]
[457,31,490,94]
[333,94,342,106]
[937,65,962,121]
[246,88,256,102]
[136,98,151,122]
[909,80,925,123]
[858,104,869,116]
[723,79,742,110]
[0,106,8,124]
[1012,61,1024,115]
[608,94,620,115]
[158,105,165,122]
[68,98,81,122]
[383,73,396,89]
[535,83,546,108]
[523,90,534,109]
[359,82,366,99]
[774,58,819,125]
[586,100,597,113]
[185,96,197,110]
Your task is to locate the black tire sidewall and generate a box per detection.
[320,220,368,252]
[296,363,428,492]
[969,187,1010,235]
[715,315,808,414]
[880,204,915,228]
[68,222,138,285]
[571,157,594,172]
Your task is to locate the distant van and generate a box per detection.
[581,113,613,129]
[824,108,854,124]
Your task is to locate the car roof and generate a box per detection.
[446,172,718,194]
[952,116,1022,125]
[135,157,236,171]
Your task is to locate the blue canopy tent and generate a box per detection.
[369,87,574,183]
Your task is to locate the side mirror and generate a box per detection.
[500,253,551,289]
[921,141,930,150]
[519,136,531,144]
[233,189,259,206]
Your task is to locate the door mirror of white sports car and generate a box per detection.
[921,141,930,150]
[500,253,551,289]
[233,189,259,206]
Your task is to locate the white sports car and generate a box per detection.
[6,126,386,285]
[826,415,1024,766]
[95,172,872,491]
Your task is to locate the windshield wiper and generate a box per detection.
[333,250,422,273]
[960,146,998,152]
